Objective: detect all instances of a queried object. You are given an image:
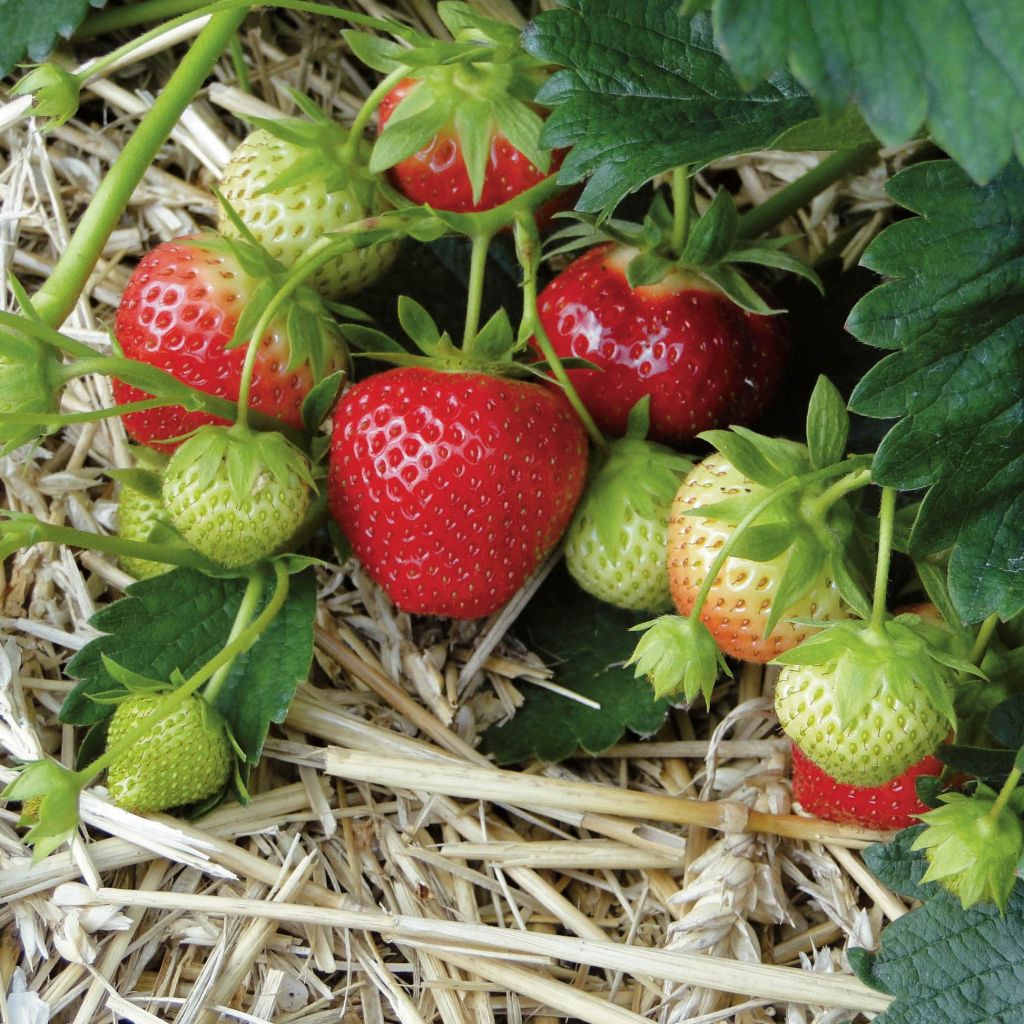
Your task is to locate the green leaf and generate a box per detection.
[467,309,514,362]
[523,4,837,214]
[680,187,739,266]
[479,569,669,764]
[397,295,441,353]
[847,160,1024,623]
[61,568,316,764]
[853,867,1024,1021]
[763,536,825,635]
[712,0,1024,185]
[301,370,345,434]
[728,523,793,563]
[862,825,934,900]
[805,375,849,469]
[0,0,108,77]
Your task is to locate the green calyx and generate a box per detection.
[2,759,83,862]
[627,614,731,704]
[162,425,314,569]
[548,185,822,315]
[0,333,66,451]
[774,615,979,731]
[687,419,875,631]
[913,784,1024,911]
[11,64,81,130]
[354,2,552,203]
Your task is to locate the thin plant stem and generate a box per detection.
[0,399,172,427]
[736,144,878,241]
[462,232,494,349]
[969,611,1000,666]
[202,571,264,703]
[33,10,248,328]
[76,562,289,781]
[989,763,1022,822]
[871,486,897,629]
[77,0,213,37]
[804,468,872,522]
[228,33,252,93]
[342,66,409,164]
[670,166,691,257]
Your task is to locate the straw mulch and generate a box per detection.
[1,3,920,1022]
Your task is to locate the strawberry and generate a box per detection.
[328,365,588,619]
[105,693,233,813]
[790,742,942,830]
[162,425,312,569]
[378,78,565,216]
[535,244,789,446]
[667,451,848,662]
[218,100,398,300]
[116,470,171,581]
[565,403,691,613]
[112,235,345,450]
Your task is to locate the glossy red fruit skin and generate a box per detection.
[535,244,790,446]
[328,367,588,619]
[790,742,942,831]
[378,79,567,218]
[113,238,334,450]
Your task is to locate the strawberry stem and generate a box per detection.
[969,612,1000,666]
[871,486,897,629]
[803,468,872,525]
[75,561,289,784]
[31,9,249,329]
[514,212,609,455]
[342,66,410,166]
[201,569,264,704]
[462,232,495,350]
[0,398,175,428]
[670,166,692,257]
[989,762,1023,823]
[736,144,879,241]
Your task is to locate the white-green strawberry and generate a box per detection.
[565,402,691,613]
[106,693,233,813]
[162,425,312,569]
[218,99,398,300]
[115,456,172,581]
[774,615,976,787]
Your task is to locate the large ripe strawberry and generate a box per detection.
[112,236,344,450]
[105,693,233,813]
[162,424,312,569]
[218,104,398,299]
[328,366,588,619]
[377,78,565,216]
[535,244,789,446]
[667,451,848,662]
[790,742,942,830]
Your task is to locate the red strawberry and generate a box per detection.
[790,742,941,830]
[112,236,344,450]
[328,367,588,619]
[535,244,789,446]
[377,79,566,218]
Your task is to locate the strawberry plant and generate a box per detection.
[2,1,1024,1021]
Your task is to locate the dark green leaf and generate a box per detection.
[712,0,1024,184]
[0,0,108,76]
[805,375,849,469]
[625,250,673,288]
[681,188,738,266]
[938,743,1017,783]
[990,693,1024,751]
[61,569,316,764]
[301,370,345,434]
[524,4,830,213]
[479,568,669,764]
[854,870,1024,1021]
[848,160,1024,623]
[863,825,933,901]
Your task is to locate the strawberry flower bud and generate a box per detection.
[0,333,65,449]
[11,64,81,130]
[627,613,731,704]
[913,784,1024,911]
[2,759,83,862]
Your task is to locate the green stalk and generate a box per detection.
[33,9,248,328]
[202,570,264,703]
[462,232,494,350]
[77,0,214,38]
[803,468,872,523]
[0,310,100,360]
[988,763,1023,822]
[341,66,410,165]
[736,144,878,241]
[969,611,1000,666]
[228,33,252,93]
[76,562,289,781]
[670,166,692,257]
[871,486,897,629]
[515,212,608,455]
[0,398,173,427]
[688,459,872,622]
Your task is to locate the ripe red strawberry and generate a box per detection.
[535,244,789,446]
[667,452,848,662]
[112,236,344,450]
[790,742,941,830]
[328,367,588,619]
[377,78,566,217]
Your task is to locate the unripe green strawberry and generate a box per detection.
[913,783,1024,911]
[163,425,312,569]
[106,694,233,813]
[117,476,171,581]
[219,123,397,300]
[774,615,971,787]
[565,410,691,613]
